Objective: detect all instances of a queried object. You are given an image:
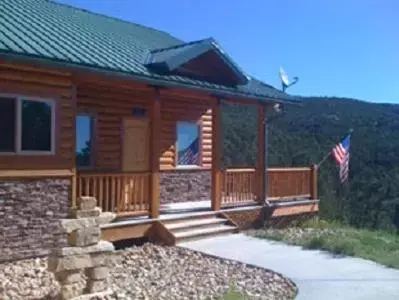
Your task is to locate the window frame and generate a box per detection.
[0,94,56,155]
[75,112,96,169]
[175,120,202,168]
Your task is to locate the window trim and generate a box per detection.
[0,94,56,155]
[76,112,96,169]
[175,120,202,168]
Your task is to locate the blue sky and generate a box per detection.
[58,0,398,104]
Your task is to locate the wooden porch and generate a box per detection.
[75,166,318,218]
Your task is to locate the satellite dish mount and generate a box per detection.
[279,67,299,92]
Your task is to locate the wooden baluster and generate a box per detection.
[78,176,82,198]
[137,175,140,211]
[125,176,129,212]
[250,172,253,200]
[234,173,236,202]
[121,176,126,212]
[85,177,90,196]
[234,174,237,202]
[115,176,120,213]
[238,173,241,202]
[244,172,247,201]
[97,177,102,210]
[239,173,243,203]
[119,176,123,212]
[126,176,130,212]
[222,172,226,205]
[93,177,97,203]
[104,176,109,212]
[227,173,231,203]
[129,177,133,211]
[231,173,235,203]
[145,174,149,210]
[245,172,249,201]
[140,175,144,211]
[111,176,116,212]
[133,175,137,211]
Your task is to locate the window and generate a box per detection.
[0,96,55,154]
[132,107,146,117]
[76,114,94,168]
[176,122,200,166]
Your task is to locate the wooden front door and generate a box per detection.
[122,118,150,172]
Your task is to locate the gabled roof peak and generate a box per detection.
[146,38,248,86]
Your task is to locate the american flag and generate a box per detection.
[178,137,199,165]
[332,135,351,183]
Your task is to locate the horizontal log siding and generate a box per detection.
[76,83,152,170]
[0,63,74,169]
[159,93,213,170]
[76,82,213,171]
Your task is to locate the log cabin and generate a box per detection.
[0,0,319,262]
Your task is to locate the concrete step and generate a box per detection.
[166,217,227,232]
[174,224,237,243]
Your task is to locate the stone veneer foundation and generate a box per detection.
[0,178,70,262]
[160,169,211,204]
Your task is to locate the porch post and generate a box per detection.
[149,88,161,219]
[211,97,222,211]
[256,104,266,203]
[310,164,318,200]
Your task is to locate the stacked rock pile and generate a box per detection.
[47,197,116,300]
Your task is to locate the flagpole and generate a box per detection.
[316,151,332,168]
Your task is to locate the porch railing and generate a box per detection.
[267,167,312,200]
[221,168,257,206]
[220,166,316,207]
[77,171,150,217]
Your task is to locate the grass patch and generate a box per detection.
[216,284,249,300]
[218,289,248,300]
[252,219,399,269]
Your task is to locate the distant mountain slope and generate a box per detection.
[222,97,399,230]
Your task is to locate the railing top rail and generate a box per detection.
[268,167,311,172]
[78,171,151,177]
[224,167,312,173]
[225,168,255,173]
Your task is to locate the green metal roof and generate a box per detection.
[0,0,294,102]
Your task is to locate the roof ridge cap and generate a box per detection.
[45,0,179,41]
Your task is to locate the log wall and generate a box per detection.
[0,63,74,170]
[159,89,214,169]
[76,78,214,171]
[76,79,152,170]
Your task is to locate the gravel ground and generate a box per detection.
[0,244,297,300]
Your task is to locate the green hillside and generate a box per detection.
[222,97,399,230]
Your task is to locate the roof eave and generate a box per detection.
[0,52,295,105]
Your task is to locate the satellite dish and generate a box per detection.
[280,67,290,87]
[279,66,299,92]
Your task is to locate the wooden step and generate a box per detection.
[174,224,237,243]
[161,211,221,223]
[165,217,227,232]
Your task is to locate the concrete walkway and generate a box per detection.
[179,234,399,300]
